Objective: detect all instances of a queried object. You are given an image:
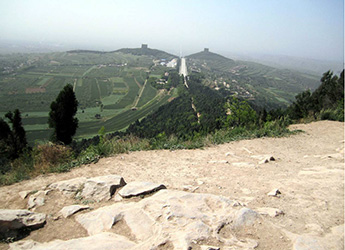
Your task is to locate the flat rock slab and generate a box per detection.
[80,175,126,202]
[0,209,46,240]
[48,177,87,196]
[59,205,89,218]
[118,181,166,198]
[76,189,260,249]
[9,232,136,250]
[48,175,126,201]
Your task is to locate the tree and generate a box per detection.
[224,97,256,128]
[0,109,27,160]
[49,84,78,145]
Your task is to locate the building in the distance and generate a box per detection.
[141,44,148,49]
[204,48,209,52]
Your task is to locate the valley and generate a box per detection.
[0,46,322,144]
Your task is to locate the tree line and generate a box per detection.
[1,84,78,173]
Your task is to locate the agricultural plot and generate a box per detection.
[137,83,157,107]
[0,50,174,144]
[105,77,140,109]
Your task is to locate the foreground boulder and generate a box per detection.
[48,177,87,197]
[48,175,126,201]
[76,189,260,249]
[9,232,136,250]
[0,209,46,240]
[80,175,126,201]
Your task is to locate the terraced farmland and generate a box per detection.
[0,50,176,144]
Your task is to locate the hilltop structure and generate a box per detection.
[141,44,148,49]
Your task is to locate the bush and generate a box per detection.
[33,143,73,174]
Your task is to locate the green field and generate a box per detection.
[0,51,175,144]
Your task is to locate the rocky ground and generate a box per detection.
[0,121,344,249]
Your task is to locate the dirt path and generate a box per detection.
[0,121,343,249]
[133,79,147,108]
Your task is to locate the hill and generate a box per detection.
[186,49,320,110]
[115,47,176,60]
[0,121,343,249]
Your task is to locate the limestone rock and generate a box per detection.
[76,189,261,249]
[48,175,126,201]
[118,181,166,198]
[267,188,281,197]
[233,207,259,228]
[252,155,275,164]
[292,225,344,250]
[48,177,87,196]
[27,191,48,209]
[256,207,284,217]
[182,185,199,192]
[201,246,220,250]
[293,235,325,250]
[208,160,229,164]
[0,209,46,240]
[9,232,137,250]
[113,193,123,202]
[80,175,126,202]
[19,191,31,199]
[59,205,89,218]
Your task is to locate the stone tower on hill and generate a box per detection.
[204,48,209,52]
[141,44,148,49]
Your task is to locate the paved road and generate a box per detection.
[179,57,188,76]
[179,57,189,88]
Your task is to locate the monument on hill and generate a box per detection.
[204,48,209,52]
[141,44,148,49]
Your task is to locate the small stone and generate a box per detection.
[28,191,47,209]
[183,185,199,192]
[208,160,229,164]
[259,159,269,164]
[257,155,275,164]
[197,180,204,185]
[268,188,281,197]
[19,191,30,199]
[59,205,90,218]
[257,207,284,217]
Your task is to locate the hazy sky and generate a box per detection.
[0,0,343,61]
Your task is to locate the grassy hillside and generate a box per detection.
[187,50,320,110]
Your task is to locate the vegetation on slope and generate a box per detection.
[187,50,320,110]
[115,47,176,60]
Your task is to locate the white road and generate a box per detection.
[179,57,189,88]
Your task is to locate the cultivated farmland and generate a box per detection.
[0,51,177,143]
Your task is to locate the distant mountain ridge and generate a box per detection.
[187,49,234,62]
[67,46,177,60]
[115,47,176,60]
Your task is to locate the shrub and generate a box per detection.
[33,143,73,174]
